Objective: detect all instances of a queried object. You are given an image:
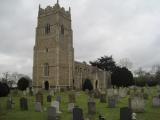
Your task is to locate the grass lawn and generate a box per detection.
[0,88,160,120]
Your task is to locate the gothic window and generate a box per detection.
[44,63,49,76]
[61,25,64,35]
[45,24,50,34]
[45,48,48,53]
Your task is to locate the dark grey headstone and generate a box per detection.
[108,97,116,108]
[68,92,76,103]
[20,97,28,110]
[47,95,52,102]
[56,96,61,103]
[36,91,43,105]
[48,106,56,120]
[73,107,84,120]
[88,101,96,114]
[120,107,132,120]
[100,93,106,103]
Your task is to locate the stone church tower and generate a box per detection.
[33,1,74,89]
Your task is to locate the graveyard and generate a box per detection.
[0,87,160,120]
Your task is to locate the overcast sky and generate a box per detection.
[0,0,160,77]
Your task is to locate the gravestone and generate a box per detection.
[108,97,116,108]
[152,96,160,107]
[35,102,43,112]
[47,95,52,102]
[51,101,61,113]
[48,106,56,120]
[143,93,148,100]
[68,103,75,112]
[69,92,76,103]
[36,91,43,105]
[120,107,132,120]
[94,89,100,98]
[73,106,84,120]
[88,101,96,114]
[6,96,13,110]
[107,88,114,97]
[131,97,145,113]
[128,97,131,108]
[20,97,28,110]
[100,93,106,103]
[56,96,61,103]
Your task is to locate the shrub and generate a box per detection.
[0,82,10,97]
[82,79,93,91]
[17,77,29,91]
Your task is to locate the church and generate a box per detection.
[33,1,111,90]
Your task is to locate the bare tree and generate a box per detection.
[118,58,133,69]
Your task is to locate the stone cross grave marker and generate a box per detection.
[73,106,84,120]
[20,97,28,110]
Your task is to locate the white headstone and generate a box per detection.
[152,96,160,107]
[51,101,61,113]
[68,103,75,112]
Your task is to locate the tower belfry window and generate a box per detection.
[61,25,64,35]
[45,24,50,34]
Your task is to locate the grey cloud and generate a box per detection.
[0,0,160,76]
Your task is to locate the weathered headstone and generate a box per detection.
[47,95,52,102]
[56,96,61,103]
[69,92,76,103]
[35,102,42,112]
[88,101,96,114]
[152,96,160,107]
[107,88,114,97]
[47,106,56,120]
[120,107,132,120]
[108,97,116,108]
[6,96,13,110]
[94,89,100,98]
[36,91,43,105]
[131,97,145,113]
[51,101,61,113]
[73,106,84,120]
[68,103,75,112]
[20,97,28,110]
[100,93,106,103]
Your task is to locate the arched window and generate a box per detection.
[61,25,64,35]
[45,24,50,34]
[44,63,49,76]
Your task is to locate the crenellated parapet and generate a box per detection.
[38,2,71,18]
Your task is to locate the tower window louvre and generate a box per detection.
[45,24,50,34]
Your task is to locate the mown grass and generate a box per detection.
[0,87,160,120]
